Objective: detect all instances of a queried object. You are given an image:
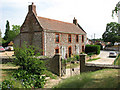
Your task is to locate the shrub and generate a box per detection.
[1,80,14,89]
[14,43,46,75]
[85,45,100,55]
[12,69,46,88]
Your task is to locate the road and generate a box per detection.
[87,50,116,65]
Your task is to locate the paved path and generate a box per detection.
[86,50,116,65]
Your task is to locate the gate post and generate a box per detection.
[79,54,87,73]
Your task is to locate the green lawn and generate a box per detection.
[53,69,120,88]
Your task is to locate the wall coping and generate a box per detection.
[86,63,120,68]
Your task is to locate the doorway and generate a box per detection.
[68,46,72,57]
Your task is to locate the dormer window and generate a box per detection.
[68,34,72,43]
[55,33,60,43]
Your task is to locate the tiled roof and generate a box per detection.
[38,16,85,34]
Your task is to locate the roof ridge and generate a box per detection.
[38,16,74,25]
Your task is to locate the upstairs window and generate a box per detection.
[76,35,79,43]
[82,35,84,43]
[68,34,72,43]
[55,33,60,43]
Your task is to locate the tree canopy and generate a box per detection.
[112,1,120,17]
[102,22,120,45]
[2,20,20,47]
[7,25,20,41]
[3,20,10,40]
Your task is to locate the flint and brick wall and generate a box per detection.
[45,31,86,57]
[44,54,62,76]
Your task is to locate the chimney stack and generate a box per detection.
[28,2,37,15]
[73,17,77,25]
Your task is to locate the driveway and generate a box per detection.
[86,50,116,65]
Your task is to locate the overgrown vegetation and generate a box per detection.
[53,69,120,88]
[1,43,47,89]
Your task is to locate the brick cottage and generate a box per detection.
[14,3,87,58]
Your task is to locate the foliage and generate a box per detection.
[7,25,20,41]
[2,24,20,47]
[102,22,120,45]
[12,43,47,88]
[85,45,100,55]
[114,54,120,65]
[74,55,80,61]
[14,43,45,75]
[3,20,10,40]
[112,1,120,17]
[0,80,14,89]
[43,70,58,79]
[95,43,103,50]
[12,69,46,88]
[0,29,2,45]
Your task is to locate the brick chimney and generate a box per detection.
[28,2,37,15]
[73,17,77,25]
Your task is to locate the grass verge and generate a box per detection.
[87,57,100,62]
[53,69,120,88]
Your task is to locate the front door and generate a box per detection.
[62,46,66,59]
[68,46,72,57]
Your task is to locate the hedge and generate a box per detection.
[85,45,100,55]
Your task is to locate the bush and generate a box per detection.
[14,43,46,75]
[12,69,46,88]
[1,80,14,89]
[85,45,100,55]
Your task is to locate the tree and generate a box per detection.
[102,22,120,45]
[7,25,20,41]
[3,20,10,40]
[112,1,120,17]
[0,29,2,45]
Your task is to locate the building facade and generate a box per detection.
[14,3,87,58]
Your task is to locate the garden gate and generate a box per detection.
[70,61,80,76]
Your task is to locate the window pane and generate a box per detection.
[56,34,59,43]
[76,35,78,42]
[82,35,84,42]
[68,35,71,43]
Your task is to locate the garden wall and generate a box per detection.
[1,54,62,77]
[42,54,62,76]
[80,54,120,73]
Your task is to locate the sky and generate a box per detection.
[0,0,119,39]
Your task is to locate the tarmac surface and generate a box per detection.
[86,50,116,65]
